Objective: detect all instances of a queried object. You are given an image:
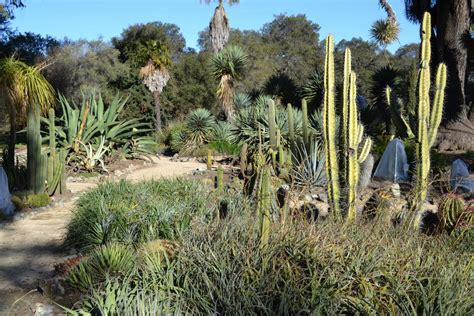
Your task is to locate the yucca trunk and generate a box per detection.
[209,1,230,54]
[218,74,234,119]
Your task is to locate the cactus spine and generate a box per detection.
[415,12,447,205]
[258,166,271,248]
[322,35,341,216]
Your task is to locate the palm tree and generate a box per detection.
[0,57,54,169]
[370,0,400,46]
[202,0,239,54]
[136,40,171,131]
[210,45,248,120]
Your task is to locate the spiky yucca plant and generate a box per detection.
[185,108,216,146]
[210,45,248,119]
[370,0,400,46]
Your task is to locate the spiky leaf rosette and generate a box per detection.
[185,108,216,146]
[370,19,400,46]
[210,45,248,119]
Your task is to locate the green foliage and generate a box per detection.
[70,213,473,315]
[439,194,466,233]
[65,179,211,253]
[291,141,326,188]
[67,243,135,292]
[23,192,51,208]
[185,108,215,146]
[49,93,153,169]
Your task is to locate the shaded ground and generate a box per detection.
[0,156,205,314]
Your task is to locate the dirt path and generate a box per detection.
[0,157,205,314]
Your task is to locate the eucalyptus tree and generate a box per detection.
[210,45,248,119]
[0,57,55,168]
[202,0,239,54]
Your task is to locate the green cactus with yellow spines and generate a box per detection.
[268,99,277,149]
[415,12,447,206]
[322,35,341,216]
[287,103,295,154]
[341,47,351,181]
[345,72,372,222]
[302,99,310,150]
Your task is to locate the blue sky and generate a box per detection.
[10,0,419,52]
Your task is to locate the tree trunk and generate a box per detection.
[434,0,470,122]
[153,90,162,131]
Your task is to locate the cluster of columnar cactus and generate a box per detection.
[26,106,66,195]
[322,35,372,221]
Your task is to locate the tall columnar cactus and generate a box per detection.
[27,105,45,194]
[415,12,447,205]
[45,108,67,196]
[268,99,277,149]
[287,103,295,154]
[345,72,372,221]
[322,35,341,216]
[341,48,351,173]
[258,166,271,248]
[302,99,309,149]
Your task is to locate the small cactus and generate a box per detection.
[439,193,465,233]
[207,149,212,170]
[217,165,224,192]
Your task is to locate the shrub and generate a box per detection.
[24,192,51,207]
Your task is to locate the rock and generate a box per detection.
[34,303,55,316]
[358,154,374,191]
[192,167,207,176]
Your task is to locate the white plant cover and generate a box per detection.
[0,167,14,216]
[373,138,409,183]
[143,68,170,93]
[450,159,474,194]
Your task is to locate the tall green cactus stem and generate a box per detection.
[341,48,351,181]
[268,100,277,149]
[27,105,45,194]
[258,166,271,248]
[345,72,372,221]
[45,108,67,196]
[217,166,224,192]
[207,149,212,170]
[322,35,341,216]
[302,99,309,149]
[415,12,447,205]
[346,72,359,222]
[287,103,295,153]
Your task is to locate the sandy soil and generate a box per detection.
[0,156,205,314]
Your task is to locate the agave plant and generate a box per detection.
[45,93,153,162]
[291,141,326,188]
[233,92,252,110]
[74,136,110,172]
